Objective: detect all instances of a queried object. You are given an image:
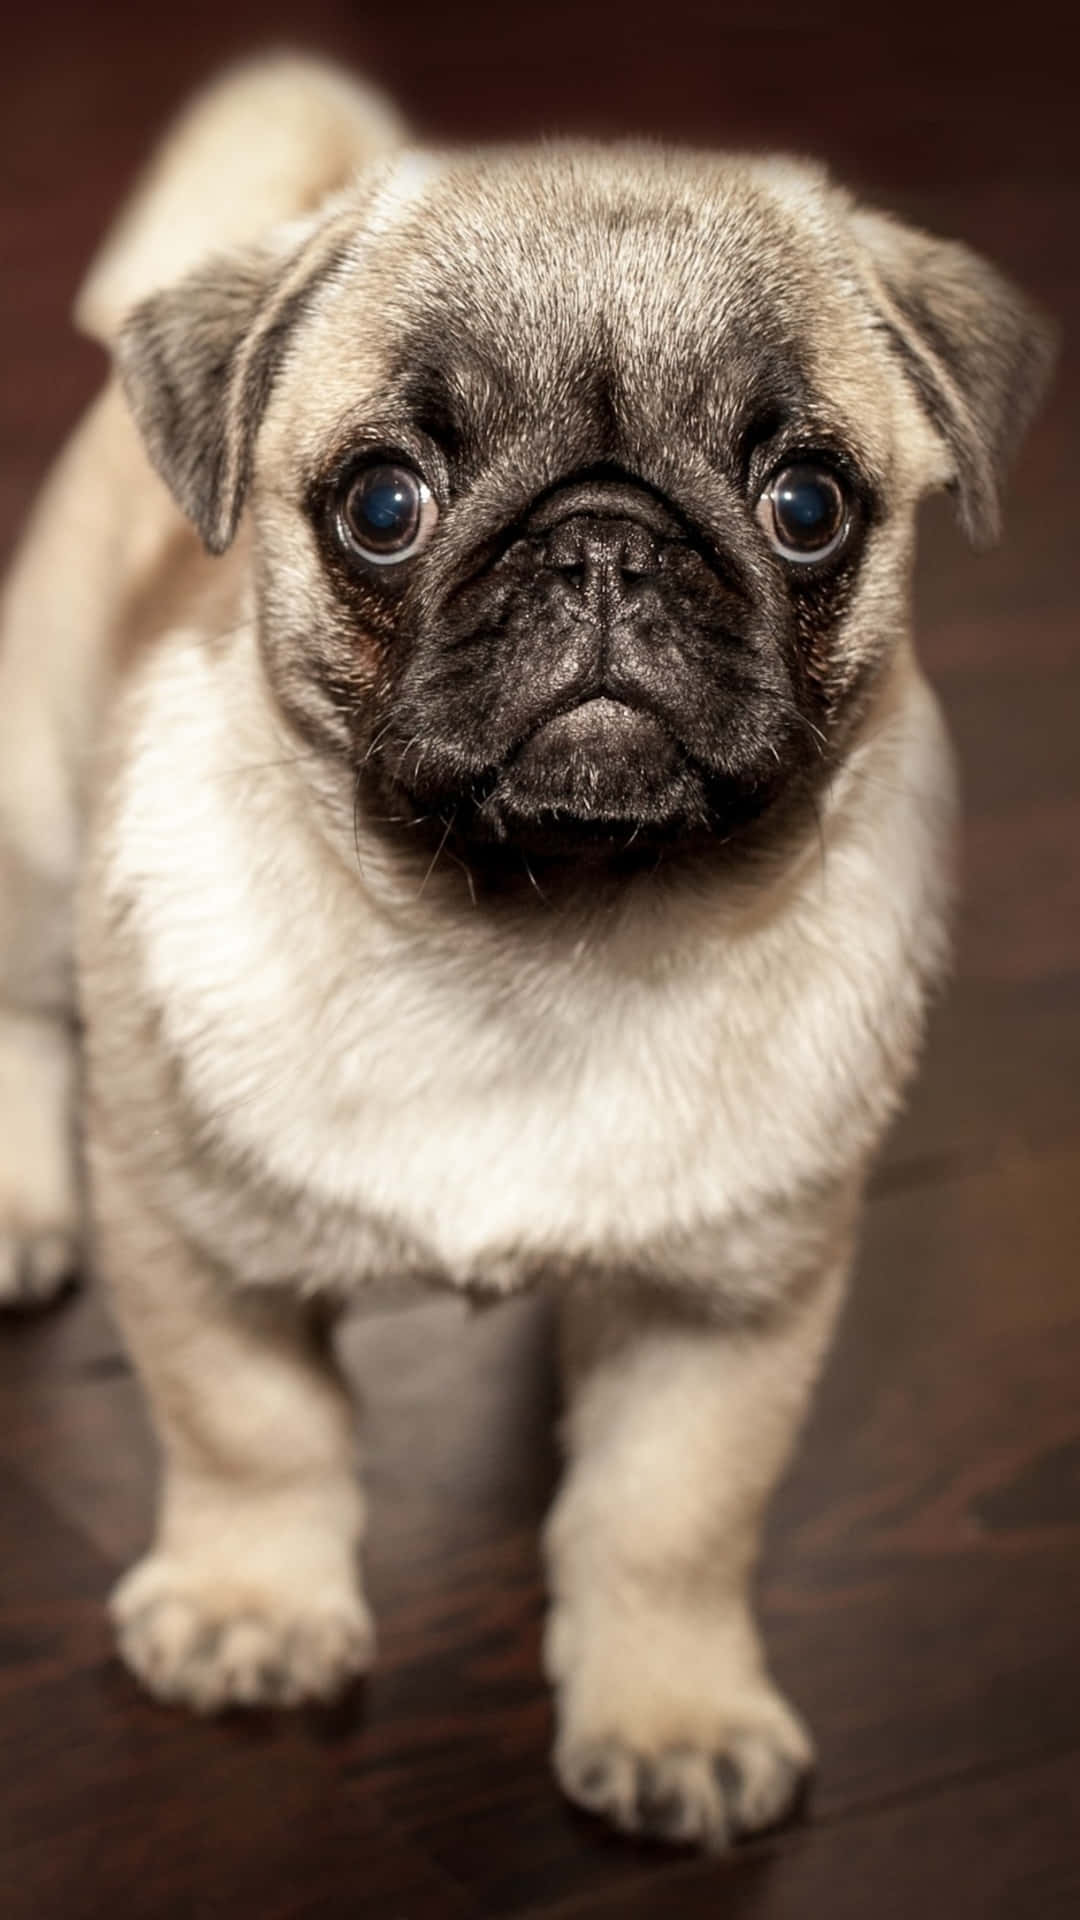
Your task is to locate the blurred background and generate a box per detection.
[1,4,1077,1917]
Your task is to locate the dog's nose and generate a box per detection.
[543,515,659,610]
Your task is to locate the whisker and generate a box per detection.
[362,718,397,766]
[394,733,423,777]
[839,763,916,807]
[216,749,329,778]
[364,811,435,828]
[417,811,457,900]
[446,846,479,908]
[521,853,551,907]
[806,786,829,892]
[352,772,366,875]
[721,677,830,757]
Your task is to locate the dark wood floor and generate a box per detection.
[2,4,1078,1915]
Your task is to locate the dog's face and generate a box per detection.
[119,145,1053,869]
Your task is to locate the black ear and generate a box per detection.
[115,226,346,553]
[851,206,1059,545]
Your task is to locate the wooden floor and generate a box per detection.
[2,4,1078,1915]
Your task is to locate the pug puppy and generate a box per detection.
[0,53,1054,1849]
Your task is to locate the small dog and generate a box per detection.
[0,54,1054,1848]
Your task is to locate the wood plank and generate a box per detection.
[533,1748,1080,1920]
[0,1483,478,1920]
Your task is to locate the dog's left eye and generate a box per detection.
[337,462,438,565]
[756,464,849,564]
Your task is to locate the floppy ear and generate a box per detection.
[850,206,1058,545]
[115,223,347,554]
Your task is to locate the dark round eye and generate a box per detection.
[757,464,848,563]
[338,462,437,565]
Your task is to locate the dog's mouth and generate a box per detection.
[360,671,805,866]
[370,692,760,861]
[483,695,695,839]
[504,695,683,796]
[464,699,691,852]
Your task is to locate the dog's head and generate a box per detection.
[117,145,1054,869]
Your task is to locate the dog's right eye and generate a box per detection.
[756,464,849,565]
[337,462,438,566]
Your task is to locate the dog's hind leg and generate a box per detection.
[0,363,186,1305]
[0,416,112,1305]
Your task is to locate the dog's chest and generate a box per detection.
[148,902,812,1293]
[115,846,909,1300]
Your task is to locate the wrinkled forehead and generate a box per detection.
[275,146,896,483]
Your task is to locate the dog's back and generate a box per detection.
[78,54,404,346]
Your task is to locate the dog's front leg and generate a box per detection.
[544,1252,848,1849]
[92,1136,373,1712]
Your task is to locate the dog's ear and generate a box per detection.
[850,206,1058,545]
[115,222,346,554]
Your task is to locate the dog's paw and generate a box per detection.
[0,1007,80,1310]
[546,1595,813,1849]
[555,1717,811,1850]
[0,1225,78,1307]
[110,1555,376,1712]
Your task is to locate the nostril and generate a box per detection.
[619,525,657,585]
[545,521,590,589]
